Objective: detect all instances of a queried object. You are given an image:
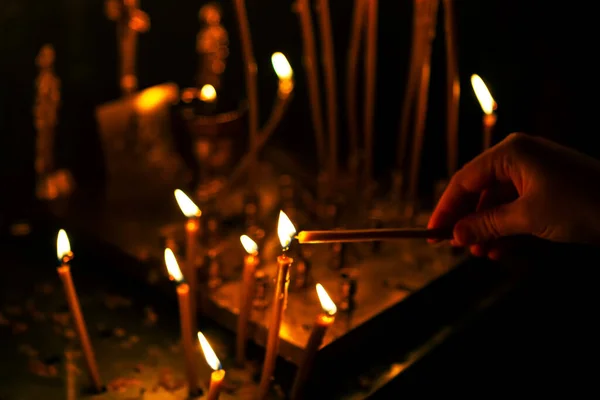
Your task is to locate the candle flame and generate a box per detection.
[56,229,71,260]
[199,84,217,103]
[174,189,201,218]
[271,52,293,81]
[277,210,296,250]
[164,248,184,282]
[316,283,337,316]
[471,74,496,115]
[240,235,258,255]
[197,331,222,371]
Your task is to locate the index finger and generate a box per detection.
[428,143,515,234]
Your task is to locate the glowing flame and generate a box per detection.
[136,86,174,112]
[199,84,217,103]
[316,283,337,316]
[277,210,296,250]
[471,74,496,115]
[197,331,221,371]
[271,52,293,81]
[240,235,258,255]
[56,229,71,260]
[174,189,201,218]
[164,248,184,282]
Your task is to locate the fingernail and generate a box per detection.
[454,224,476,246]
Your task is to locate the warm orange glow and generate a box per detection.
[240,235,258,255]
[316,283,337,316]
[136,86,174,112]
[56,229,71,260]
[164,248,184,282]
[199,84,217,103]
[181,88,197,103]
[471,74,496,115]
[277,210,296,249]
[174,189,201,218]
[197,331,221,371]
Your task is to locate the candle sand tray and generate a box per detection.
[53,146,520,398]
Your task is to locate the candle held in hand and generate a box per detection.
[257,211,296,399]
[198,332,225,400]
[296,227,453,244]
[236,234,260,366]
[164,248,199,396]
[471,74,497,151]
[290,283,337,400]
[56,230,103,393]
[174,189,201,332]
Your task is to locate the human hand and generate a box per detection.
[428,133,600,258]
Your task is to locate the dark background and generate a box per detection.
[0,0,596,213]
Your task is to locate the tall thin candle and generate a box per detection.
[290,283,337,400]
[443,0,460,176]
[56,229,103,393]
[295,0,327,170]
[236,235,260,366]
[363,0,378,185]
[198,332,225,400]
[471,74,497,151]
[232,0,260,183]
[164,248,199,396]
[316,0,339,180]
[257,211,296,399]
[346,0,366,174]
[174,189,201,333]
[407,0,439,209]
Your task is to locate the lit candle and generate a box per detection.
[316,0,339,180]
[363,0,378,186]
[198,331,225,400]
[164,248,199,396]
[257,211,296,399]
[56,229,103,393]
[260,53,295,139]
[174,189,202,333]
[236,234,260,366]
[295,0,327,171]
[289,283,337,400]
[471,74,497,151]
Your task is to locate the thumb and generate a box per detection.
[453,200,529,246]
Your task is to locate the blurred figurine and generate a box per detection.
[34,44,60,178]
[105,0,150,96]
[196,3,229,91]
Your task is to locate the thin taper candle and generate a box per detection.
[346,0,366,174]
[297,227,452,243]
[443,0,460,176]
[165,248,198,395]
[316,0,339,180]
[236,235,260,366]
[295,0,327,170]
[56,230,103,393]
[363,0,378,184]
[198,332,225,400]
[233,0,260,183]
[290,284,337,400]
